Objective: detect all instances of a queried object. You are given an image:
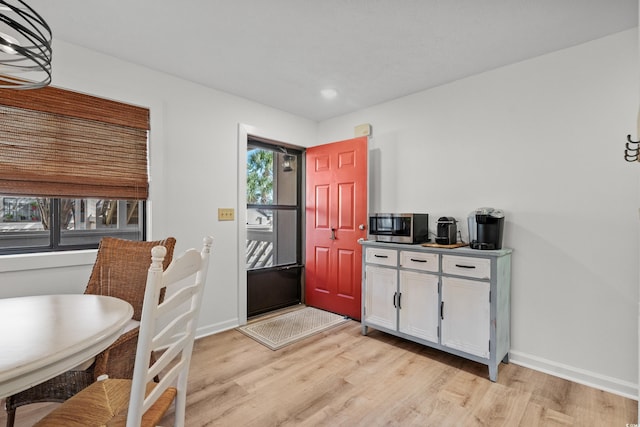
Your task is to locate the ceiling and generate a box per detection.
[28,0,638,121]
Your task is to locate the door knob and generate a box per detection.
[358,224,366,230]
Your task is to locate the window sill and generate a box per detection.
[0,250,97,273]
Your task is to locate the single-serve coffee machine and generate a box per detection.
[468,207,505,250]
[436,217,457,245]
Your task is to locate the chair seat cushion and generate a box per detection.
[34,379,176,427]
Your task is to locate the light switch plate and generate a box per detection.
[218,208,235,221]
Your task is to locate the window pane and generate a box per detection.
[60,199,143,246]
[247,148,274,205]
[0,196,50,249]
[246,209,297,270]
[273,210,297,265]
[275,152,297,205]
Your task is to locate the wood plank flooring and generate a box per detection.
[2,320,637,426]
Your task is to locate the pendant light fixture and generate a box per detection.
[282,154,294,172]
[0,0,51,89]
[278,147,295,172]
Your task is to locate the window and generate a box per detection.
[0,196,144,253]
[0,85,149,255]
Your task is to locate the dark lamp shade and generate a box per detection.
[283,154,294,172]
[0,0,52,89]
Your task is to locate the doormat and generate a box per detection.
[237,307,349,350]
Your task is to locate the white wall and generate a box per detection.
[0,40,317,334]
[318,29,640,397]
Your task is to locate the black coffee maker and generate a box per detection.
[468,207,505,250]
[436,217,457,245]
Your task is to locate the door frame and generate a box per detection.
[237,123,307,325]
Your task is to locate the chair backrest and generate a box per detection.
[85,237,177,321]
[126,236,212,427]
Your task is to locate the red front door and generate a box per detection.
[305,136,368,320]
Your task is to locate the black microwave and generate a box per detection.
[368,213,430,244]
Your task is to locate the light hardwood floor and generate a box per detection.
[2,320,637,426]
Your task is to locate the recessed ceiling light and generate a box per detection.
[320,88,338,99]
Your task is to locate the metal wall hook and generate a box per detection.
[626,142,639,152]
[624,134,640,162]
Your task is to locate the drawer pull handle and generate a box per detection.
[393,292,397,308]
[440,301,444,319]
[397,292,402,309]
[410,258,427,263]
[374,254,389,258]
[455,264,476,269]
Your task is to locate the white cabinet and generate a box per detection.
[363,248,439,343]
[399,270,439,342]
[441,276,490,358]
[363,265,397,331]
[361,241,511,381]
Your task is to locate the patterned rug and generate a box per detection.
[237,306,349,350]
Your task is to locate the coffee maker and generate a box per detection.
[436,217,457,245]
[468,207,505,250]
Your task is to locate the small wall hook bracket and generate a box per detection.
[624,134,640,162]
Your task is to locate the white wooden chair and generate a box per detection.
[35,236,213,427]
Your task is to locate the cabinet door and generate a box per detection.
[398,270,439,343]
[364,265,397,330]
[441,277,490,358]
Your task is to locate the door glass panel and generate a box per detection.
[275,152,297,205]
[246,209,297,269]
[247,148,274,205]
[273,210,297,265]
[246,143,300,271]
[247,208,273,268]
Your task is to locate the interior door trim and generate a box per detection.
[237,123,307,326]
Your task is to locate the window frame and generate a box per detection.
[0,198,147,255]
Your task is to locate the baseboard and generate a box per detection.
[195,318,239,340]
[509,350,637,400]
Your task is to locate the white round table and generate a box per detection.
[0,294,133,398]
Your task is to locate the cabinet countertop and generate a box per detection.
[358,239,512,257]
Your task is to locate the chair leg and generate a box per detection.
[5,407,16,427]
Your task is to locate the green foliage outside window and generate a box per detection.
[247,149,273,204]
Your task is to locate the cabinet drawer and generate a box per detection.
[399,251,439,272]
[442,255,490,279]
[365,247,397,267]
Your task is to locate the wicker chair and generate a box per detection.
[4,236,176,427]
[35,236,212,427]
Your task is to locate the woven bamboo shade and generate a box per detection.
[0,85,150,199]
